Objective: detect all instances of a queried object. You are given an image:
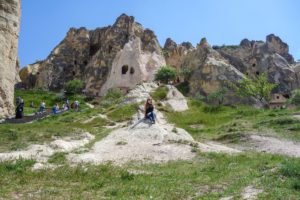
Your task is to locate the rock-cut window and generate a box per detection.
[122,65,129,75]
[130,67,135,75]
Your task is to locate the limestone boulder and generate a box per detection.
[163,85,188,112]
[0,0,21,117]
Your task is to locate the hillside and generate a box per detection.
[1,86,300,199]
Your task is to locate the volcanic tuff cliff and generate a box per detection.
[20,13,299,103]
[20,14,165,96]
[0,0,21,117]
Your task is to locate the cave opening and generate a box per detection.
[108,45,113,54]
[72,71,76,76]
[256,71,260,76]
[252,63,256,67]
[122,65,129,75]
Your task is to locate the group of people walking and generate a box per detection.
[15,97,80,119]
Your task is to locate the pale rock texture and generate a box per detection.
[99,38,165,95]
[0,0,21,117]
[163,85,188,111]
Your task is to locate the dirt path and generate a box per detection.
[246,134,300,157]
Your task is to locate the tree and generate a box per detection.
[231,73,277,105]
[290,89,300,106]
[180,68,192,81]
[65,79,84,95]
[155,65,177,84]
[207,87,228,105]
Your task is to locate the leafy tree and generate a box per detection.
[180,68,192,81]
[231,73,277,105]
[207,87,228,105]
[290,89,300,106]
[65,79,84,95]
[155,65,177,84]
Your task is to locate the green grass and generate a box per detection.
[1,153,300,199]
[15,89,87,115]
[165,100,300,142]
[151,86,168,101]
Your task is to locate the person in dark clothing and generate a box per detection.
[144,97,156,124]
[15,98,24,119]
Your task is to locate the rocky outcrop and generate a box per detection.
[163,38,194,70]
[214,34,297,96]
[182,38,246,104]
[0,0,21,117]
[21,14,165,96]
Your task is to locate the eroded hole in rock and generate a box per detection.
[72,71,76,76]
[36,72,40,75]
[108,45,113,54]
[256,71,260,76]
[74,60,77,65]
[122,65,129,75]
[130,67,135,74]
[84,60,88,65]
[277,96,280,99]
[283,94,290,99]
[252,63,256,67]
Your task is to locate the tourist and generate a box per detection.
[40,101,46,112]
[15,98,24,119]
[66,99,70,109]
[74,100,79,111]
[144,97,156,124]
[52,103,59,114]
[30,101,34,108]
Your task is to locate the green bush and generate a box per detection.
[155,65,177,84]
[231,73,277,105]
[65,79,84,95]
[100,88,124,108]
[176,81,189,96]
[207,88,228,105]
[290,89,300,105]
[151,86,169,101]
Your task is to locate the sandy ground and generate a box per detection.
[247,134,300,157]
[0,132,94,169]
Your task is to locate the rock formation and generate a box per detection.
[0,0,21,117]
[20,12,299,105]
[163,38,194,70]
[20,14,165,96]
[214,34,297,96]
[182,38,246,104]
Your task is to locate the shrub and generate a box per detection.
[65,79,84,95]
[231,73,277,105]
[180,68,192,81]
[151,86,169,101]
[176,81,190,96]
[207,88,228,105]
[290,89,300,105]
[155,65,177,84]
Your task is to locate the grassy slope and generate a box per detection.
[1,90,300,199]
[166,100,300,142]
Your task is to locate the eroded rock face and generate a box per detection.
[21,14,165,96]
[163,38,194,70]
[182,38,246,104]
[214,34,297,96]
[0,0,21,117]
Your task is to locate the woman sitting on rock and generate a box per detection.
[145,97,156,124]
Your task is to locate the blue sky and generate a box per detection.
[19,0,300,67]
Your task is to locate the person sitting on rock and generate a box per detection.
[144,97,156,124]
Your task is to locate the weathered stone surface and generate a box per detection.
[163,85,188,112]
[182,38,246,104]
[0,0,21,117]
[214,34,297,96]
[21,14,165,96]
[163,38,194,70]
[99,38,165,95]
